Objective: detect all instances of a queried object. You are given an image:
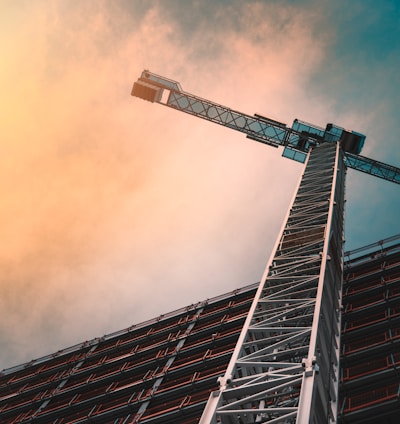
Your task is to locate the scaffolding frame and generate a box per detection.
[2,234,400,423]
[339,239,400,423]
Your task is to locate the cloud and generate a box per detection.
[0,0,327,368]
[2,0,398,370]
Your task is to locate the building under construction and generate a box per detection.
[2,71,400,423]
[1,234,399,423]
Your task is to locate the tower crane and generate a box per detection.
[131,70,400,424]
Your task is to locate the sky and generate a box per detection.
[1,0,399,370]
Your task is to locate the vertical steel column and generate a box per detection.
[132,305,205,422]
[200,142,345,423]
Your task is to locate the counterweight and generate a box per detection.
[131,70,400,423]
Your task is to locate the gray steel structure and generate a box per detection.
[200,142,344,423]
[2,71,399,424]
[1,236,400,423]
[131,70,400,423]
[132,70,400,185]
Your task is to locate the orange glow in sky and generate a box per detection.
[1,0,399,369]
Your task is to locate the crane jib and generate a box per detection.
[132,70,400,185]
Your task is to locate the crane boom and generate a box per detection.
[131,70,400,423]
[344,152,400,184]
[132,70,400,184]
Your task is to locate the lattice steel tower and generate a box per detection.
[131,71,400,423]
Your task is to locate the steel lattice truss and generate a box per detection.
[200,143,344,423]
[344,152,400,184]
[168,91,289,148]
[131,70,400,423]
[132,70,400,185]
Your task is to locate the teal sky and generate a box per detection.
[0,0,399,369]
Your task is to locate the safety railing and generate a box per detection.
[340,383,400,413]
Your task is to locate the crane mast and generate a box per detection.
[200,142,344,423]
[131,71,400,423]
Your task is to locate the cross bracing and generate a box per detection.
[2,236,400,422]
[132,70,400,422]
[199,142,344,423]
[168,91,288,147]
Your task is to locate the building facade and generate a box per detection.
[338,235,400,423]
[1,235,400,423]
